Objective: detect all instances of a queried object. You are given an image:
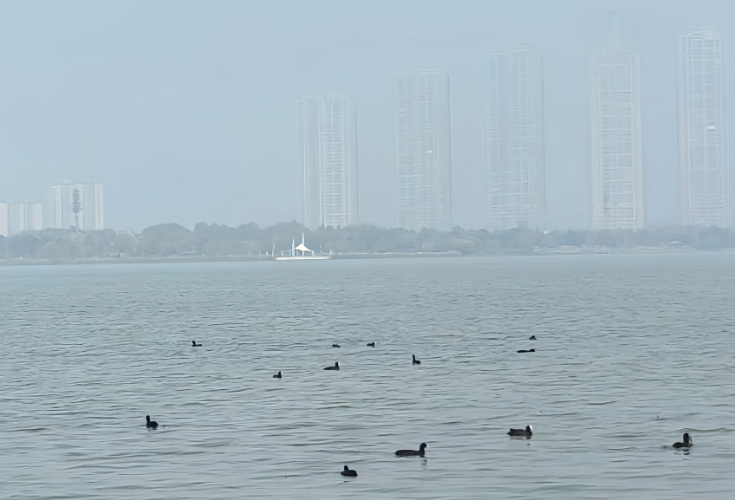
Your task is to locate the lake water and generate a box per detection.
[1,254,734,499]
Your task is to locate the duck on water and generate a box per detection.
[146,415,158,430]
[324,362,340,370]
[395,443,427,457]
[507,425,532,437]
[191,341,202,347]
[341,465,357,477]
[673,433,693,448]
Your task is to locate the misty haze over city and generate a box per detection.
[5,3,735,498]
[0,0,732,232]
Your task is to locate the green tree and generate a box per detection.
[72,188,82,231]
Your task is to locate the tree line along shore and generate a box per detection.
[1,222,734,263]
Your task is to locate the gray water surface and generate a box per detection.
[2,255,734,499]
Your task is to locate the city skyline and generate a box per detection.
[0,2,732,232]
[3,20,731,237]
[289,20,726,234]
[1,180,105,236]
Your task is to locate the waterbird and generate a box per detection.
[507,425,533,437]
[146,415,158,430]
[192,341,202,347]
[273,371,282,379]
[529,335,537,340]
[341,465,358,477]
[366,342,375,347]
[517,349,535,353]
[673,433,693,448]
[324,362,340,370]
[395,443,427,457]
[412,354,421,365]
[332,343,341,348]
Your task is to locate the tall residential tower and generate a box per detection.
[9,202,43,235]
[678,28,727,227]
[297,94,358,230]
[0,202,9,237]
[394,68,453,232]
[588,13,644,229]
[485,45,546,231]
[48,182,104,231]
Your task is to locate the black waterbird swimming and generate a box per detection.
[673,433,693,448]
[146,415,158,429]
[507,425,533,437]
[395,443,427,457]
[341,465,357,477]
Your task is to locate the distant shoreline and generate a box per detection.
[3,223,732,264]
[0,246,713,267]
[0,251,461,266]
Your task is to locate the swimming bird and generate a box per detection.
[673,433,693,448]
[517,349,535,353]
[412,354,421,365]
[341,465,358,477]
[529,335,537,340]
[192,341,202,347]
[507,425,532,437]
[324,362,340,370]
[332,343,341,348]
[366,342,375,347]
[395,443,427,457]
[146,415,158,430]
[273,371,282,379]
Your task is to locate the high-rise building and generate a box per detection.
[48,181,104,231]
[0,201,9,237]
[485,45,546,231]
[588,13,644,230]
[297,94,358,230]
[9,201,43,235]
[678,28,727,227]
[394,68,453,232]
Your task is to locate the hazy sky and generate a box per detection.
[0,0,732,231]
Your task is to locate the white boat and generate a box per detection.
[276,234,331,261]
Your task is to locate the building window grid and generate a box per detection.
[593,52,640,228]
[680,29,726,226]
[396,70,451,231]
[486,47,545,230]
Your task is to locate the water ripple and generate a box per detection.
[1,255,734,499]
